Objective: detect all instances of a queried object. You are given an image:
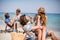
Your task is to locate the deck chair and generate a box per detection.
[0,17,13,33]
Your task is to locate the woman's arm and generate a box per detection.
[37,15,40,26]
[45,16,48,26]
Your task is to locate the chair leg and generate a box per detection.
[5,25,7,32]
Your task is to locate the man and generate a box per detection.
[13,8,24,32]
[4,13,14,32]
[14,8,22,21]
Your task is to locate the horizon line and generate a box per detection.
[0,12,60,14]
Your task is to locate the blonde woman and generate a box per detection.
[34,7,48,40]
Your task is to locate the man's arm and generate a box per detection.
[29,16,34,24]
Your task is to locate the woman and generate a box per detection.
[34,7,47,40]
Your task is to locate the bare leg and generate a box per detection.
[37,29,42,40]
[36,15,42,40]
[31,26,40,30]
[47,30,60,40]
[31,15,41,40]
[42,27,46,40]
[49,31,59,40]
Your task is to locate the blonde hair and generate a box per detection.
[38,7,46,26]
[38,7,45,13]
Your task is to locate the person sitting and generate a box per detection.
[12,8,23,32]
[4,13,14,31]
[13,8,22,22]
[19,14,42,40]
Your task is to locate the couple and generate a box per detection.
[18,7,47,40]
[4,8,22,32]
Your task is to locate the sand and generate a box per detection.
[0,31,60,40]
[0,32,25,40]
[11,32,25,40]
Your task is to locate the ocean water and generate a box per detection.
[0,12,60,32]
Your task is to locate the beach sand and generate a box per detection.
[0,32,25,40]
[11,32,25,40]
[0,31,60,40]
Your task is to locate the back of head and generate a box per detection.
[5,13,10,18]
[19,14,28,26]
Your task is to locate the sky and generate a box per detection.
[0,0,60,13]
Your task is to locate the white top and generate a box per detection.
[23,21,34,31]
[16,14,22,20]
[14,14,22,22]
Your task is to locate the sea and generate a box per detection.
[0,12,60,32]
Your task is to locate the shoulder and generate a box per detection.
[45,16,47,18]
[18,14,21,17]
[5,18,10,21]
[5,18,10,22]
[45,16,48,19]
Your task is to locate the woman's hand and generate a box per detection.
[38,25,44,30]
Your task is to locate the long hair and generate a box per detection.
[38,7,46,26]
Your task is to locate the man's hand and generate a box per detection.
[29,16,32,19]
